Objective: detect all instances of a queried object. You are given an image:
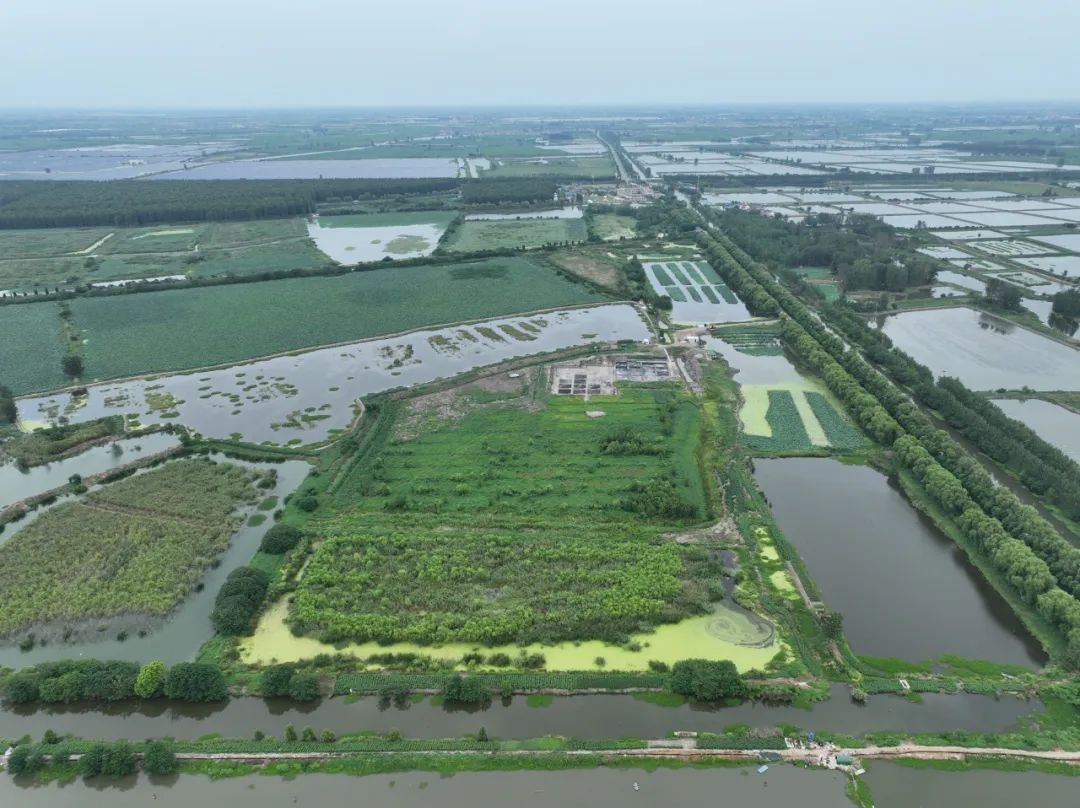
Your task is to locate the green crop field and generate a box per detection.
[4,257,604,392]
[445,218,587,253]
[805,392,865,449]
[0,302,68,394]
[667,263,691,285]
[651,265,674,286]
[289,514,708,646]
[481,156,616,179]
[0,458,259,639]
[333,383,707,520]
[0,219,326,289]
[743,390,812,453]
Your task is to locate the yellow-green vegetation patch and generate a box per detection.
[769,570,798,598]
[0,458,260,640]
[241,600,778,672]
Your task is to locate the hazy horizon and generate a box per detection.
[3,0,1079,109]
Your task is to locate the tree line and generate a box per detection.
[824,305,1080,523]
[711,208,937,291]
[460,178,559,205]
[0,178,460,229]
[1,659,227,704]
[701,229,1080,667]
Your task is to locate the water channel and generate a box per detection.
[0,686,1039,743]
[0,767,851,807]
[0,433,182,511]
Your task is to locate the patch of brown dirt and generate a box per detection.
[550,253,622,292]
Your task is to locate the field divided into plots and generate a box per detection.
[741,386,865,454]
[644,260,750,323]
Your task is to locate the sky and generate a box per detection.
[3,0,1080,108]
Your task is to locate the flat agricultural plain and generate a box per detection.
[0,219,327,289]
[8,256,605,393]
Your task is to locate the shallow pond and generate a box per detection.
[879,307,1080,391]
[992,398,1080,461]
[0,432,181,510]
[753,458,1045,665]
[0,458,310,668]
[0,767,850,808]
[935,270,986,294]
[0,685,1039,742]
[17,305,649,446]
[154,157,459,180]
[306,220,446,262]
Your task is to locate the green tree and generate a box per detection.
[820,611,844,641]
[134,660,168,699]
[79,744,110,777]
[301,726,317,742]
[7,745,38,776]
[103,741,136,777]
[669,659,747,702]
[287,672,321,702]
[163,663,227,702]
[285,724,298,742]
[143,740,177,775]
[61,355,84,378]
[259,664,296,698]
[3,673,41,704]
[441,674,490,704]
[259,524,302,554]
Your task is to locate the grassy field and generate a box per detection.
[0,219,326,289]
[0,458,259,640]
[283,380,721,648]
[445,218,587,253]
[5,257,604,393]
[590,214,637,241]
[481,156,616,179]
[0,302,68,394]
[332,383,708,519]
